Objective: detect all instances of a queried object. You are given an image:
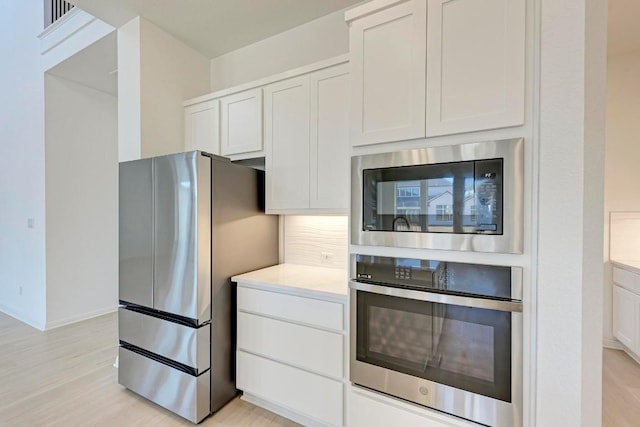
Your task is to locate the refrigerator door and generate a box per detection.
[119,158,153,308]
[153,152,211,323]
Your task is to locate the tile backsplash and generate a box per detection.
[610,212,640,260]
[283,215,348,270]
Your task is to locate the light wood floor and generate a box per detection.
[603,347,640,427]
[2,311,640,426]
[0,311,299,427]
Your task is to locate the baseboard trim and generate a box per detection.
[0,303,45,330]
[604,338,624,350]
[45,305,118,330]
[240,392,329,427]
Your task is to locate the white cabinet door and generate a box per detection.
[264,75,310,212]
[613,284,638,352]
[309,64,350,211]
[349,0,427,146]
[184,100,219,155]
[425,0,525,136]
[220,88,263,157]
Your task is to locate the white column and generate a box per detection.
[535,0,607,425]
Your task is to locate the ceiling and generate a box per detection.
[55,0,640,97]
[69,0,363,59]
[48,32,118,96]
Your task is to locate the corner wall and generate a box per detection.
[603,49,640,345]
[210,9,349,91]
[118,17,211,161]
[0,1,47,329]
[44,75,118,329]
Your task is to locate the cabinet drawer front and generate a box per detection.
[119,308,210,373]
[238,312,343,379]
[118,347,211,423]
[237,286,344,331]
[237,351,343,427]
[613,267,640,295]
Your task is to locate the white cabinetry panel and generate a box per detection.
[613,284,639,352]
[237,286,344,332]
[237,351,343,427]
[348,388,472,427]
[309,64,350,211]
[237,312,343,379]
[425,0,525,136]
[184,99,219,155]
[264,76,310,211]
[349,0,426,146]
[220,88,263,157]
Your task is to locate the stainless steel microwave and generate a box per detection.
[351,138,524,253]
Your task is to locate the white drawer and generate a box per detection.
[237,351,343,427]
[613,267,640,295]
[237,311,343,379]
[237,286,344,332]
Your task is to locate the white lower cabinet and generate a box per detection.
[613,266,640,356]
[348,387,474,427]
[236,284,346,427]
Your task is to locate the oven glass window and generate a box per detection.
[356,290,512,402]
[362,159,503,235]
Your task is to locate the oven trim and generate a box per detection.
[351,138,524,254]
[349,285,523,427]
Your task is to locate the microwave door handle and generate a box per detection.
[349,281,522,313]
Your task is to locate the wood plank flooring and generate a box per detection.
[603,347,640,427]
[2,310,640,426]
[0,311,299,427]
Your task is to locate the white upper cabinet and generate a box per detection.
[264,76,311,211]
[309,64,350,211]
[265,63,350,214]
[425,0,525,136]
[220,88,263,158]
[348,0,427,146]
[346,0,526,145]
[184,99,219,155]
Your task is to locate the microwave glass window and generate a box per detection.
[356,291,512,402]
[362,159,503,235]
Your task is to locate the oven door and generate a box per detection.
[350,281,522,427]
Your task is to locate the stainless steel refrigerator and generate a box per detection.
[118,151,278,423]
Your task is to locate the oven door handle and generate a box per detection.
[349,281,522,312]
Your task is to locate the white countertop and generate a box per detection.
[612,259,640,275]
[232,263,348,301]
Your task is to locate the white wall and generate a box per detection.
[536,0,606,426]
[0,0,47,329]
[118,17,211,161]
[603,50,640,345]
[210,9,349,91]
[44,75,118,329]
[117,18,141,162]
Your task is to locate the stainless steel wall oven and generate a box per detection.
[350,255,522,427]
[351,138,524,253]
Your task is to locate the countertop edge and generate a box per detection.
[233,279,348,303]
[612,259,640,275]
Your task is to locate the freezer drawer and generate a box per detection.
[118,346,211,423]
[119,307,210,373]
